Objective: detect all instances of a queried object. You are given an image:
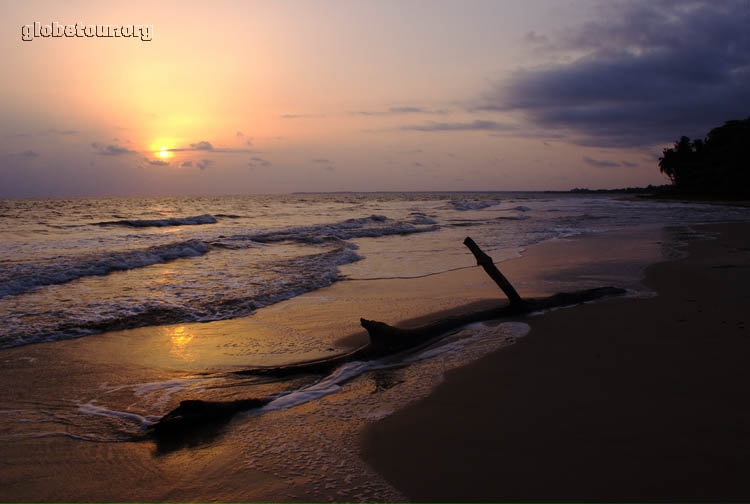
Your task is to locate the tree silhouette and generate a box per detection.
[659,118,750,197]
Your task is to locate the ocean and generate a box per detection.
[2,192,750,501]
[3,192,749,349]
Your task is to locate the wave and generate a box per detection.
[450,200,500,211]
[0,213,441,347]
[0,239,211,299]
[213,213,244,219]
[407,214,438,225]
[94,214,218,228]
[1,215,438,301]
[221,214,439,245]
[449,221,484,227]
[0,246,363,348]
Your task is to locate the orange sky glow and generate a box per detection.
[4,0,743,197]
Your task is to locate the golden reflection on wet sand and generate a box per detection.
[168,326,195,361]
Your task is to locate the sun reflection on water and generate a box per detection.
[169,326,195,361]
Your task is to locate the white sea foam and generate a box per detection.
[78,401,160,429]
[262,321,531,412]
[262,361,372,412]
[131,377,225,409]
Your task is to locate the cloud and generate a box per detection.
[354,106,446,116]
[391,107,436,114]
[583,156,620,168]
[20,150,39,158]
[168,140,257,154]
[196,159,213,170]
[147,158,169,166]
[35,128,78,136]
[248,157,270,168]
[310,158,335,171]
[479,0,750,147]
[523,30,549,46]
[280,113,325,119]
[180,161,193,168]
[402,120,519,132]
[190,141,213,150]
[622,160,639,167]
[91,142,135,156]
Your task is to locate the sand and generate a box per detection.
[361,222,750,502]
[0,222,733,501]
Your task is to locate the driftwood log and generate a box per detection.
[234,237,624,376]
[149,237,625,442]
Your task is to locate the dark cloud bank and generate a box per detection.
[481,0,750,147]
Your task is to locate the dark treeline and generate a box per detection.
[569,185,670,195]
[658,118,750,198]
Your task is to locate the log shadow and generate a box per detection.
[150,398,270,455]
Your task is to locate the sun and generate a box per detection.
[158,147,170,158]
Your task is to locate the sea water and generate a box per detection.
[3,192,748,349]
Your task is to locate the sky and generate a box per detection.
[1,0,748,197]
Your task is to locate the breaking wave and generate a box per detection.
[1,215,437,300]
[218,215,439,246]
[0,213,444,347]
[1,245,363,348]
[0,240,212,299]
[94,214,218,228]
[449,200,501,211]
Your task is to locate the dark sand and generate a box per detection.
[361,222,750,502]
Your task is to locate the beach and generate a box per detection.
[1,194,749,501]
[361,221,750,501]
[4,0,750,500]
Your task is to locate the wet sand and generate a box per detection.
[361,222,750,502]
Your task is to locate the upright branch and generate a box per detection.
[463,237,522,305]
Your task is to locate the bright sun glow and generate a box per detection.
[158,147,169,158]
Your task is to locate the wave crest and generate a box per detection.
[0,240,211,299]
[94,214,217,228]
[450,200,500,211]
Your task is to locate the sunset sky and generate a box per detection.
[1,0,748,197]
